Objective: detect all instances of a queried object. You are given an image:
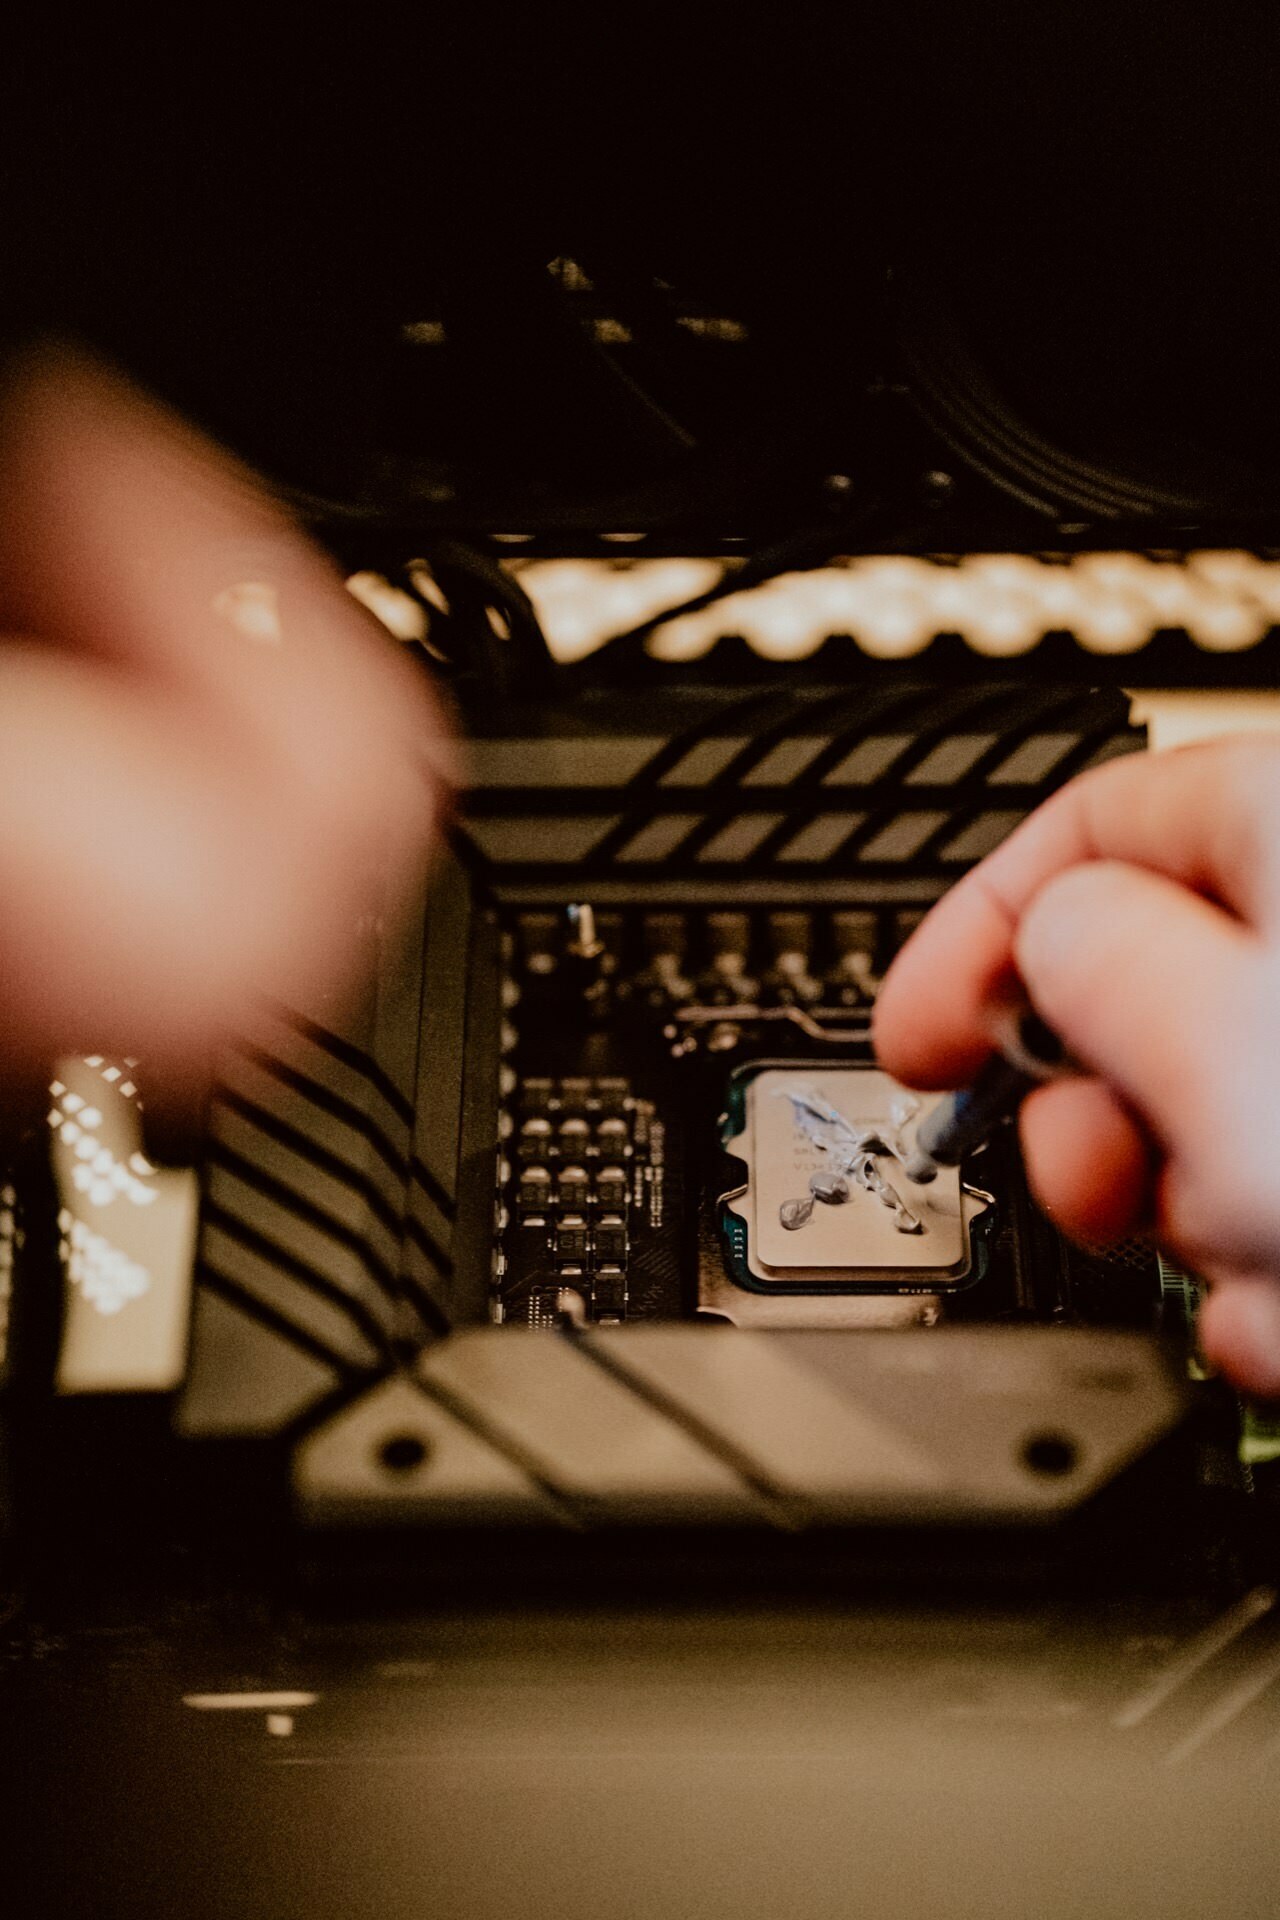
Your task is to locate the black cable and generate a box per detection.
[419,539,558,696]
[563,494,886,683]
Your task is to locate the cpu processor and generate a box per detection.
[719,1064,995,1295]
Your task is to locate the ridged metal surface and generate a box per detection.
[295,1325,1186,1529]
[178,862,472,1438]
[458,681,1139,880]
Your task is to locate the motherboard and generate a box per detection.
[0,670,1257,1583]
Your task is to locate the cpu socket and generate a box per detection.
[717,1064,996,1298]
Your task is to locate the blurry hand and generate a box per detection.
[874,737,1280,1396]
[0,343,451,1118]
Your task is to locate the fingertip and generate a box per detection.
[1018,1076,1154,1244]
[1011,859,1252,1134]
[1199,1281,1280,1399]
[873,880,1017,1089]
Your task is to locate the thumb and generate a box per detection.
[1013,859,1256,1158]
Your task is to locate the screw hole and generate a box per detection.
[1022,1433,1078,1477]
[378,1433,430,1474]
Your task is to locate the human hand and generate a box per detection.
[874,736,1280,1396]
[0,342,452,1123]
